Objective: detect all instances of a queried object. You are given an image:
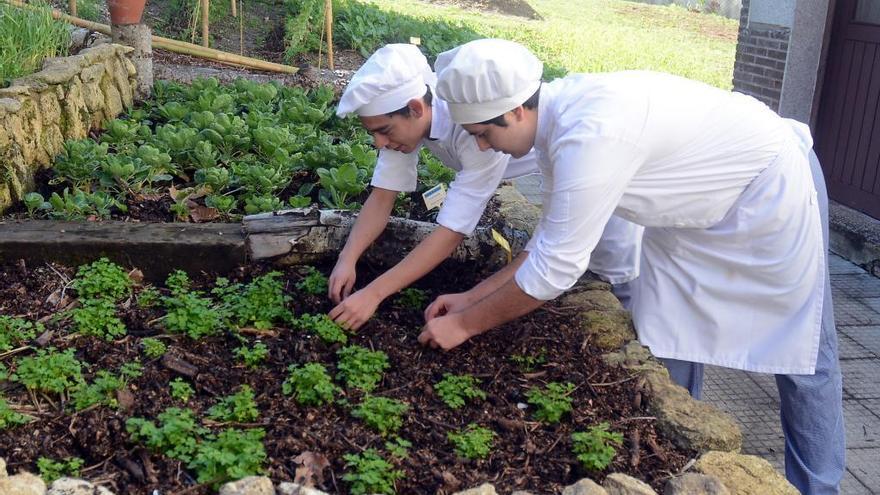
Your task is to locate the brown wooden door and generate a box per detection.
[816,0,880,219]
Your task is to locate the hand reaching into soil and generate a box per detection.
[418,313,474,350]
[328,259,357,304]
[424,292,475,321]
[328,287,381,331]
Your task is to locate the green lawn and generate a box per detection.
[341,0,738,89]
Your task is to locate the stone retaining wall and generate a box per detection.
[0,43,137,213]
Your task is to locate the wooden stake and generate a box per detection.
[201,0,209,47]
[231,0,236,17]
[324,0,333,70]
[239,0,243,55]
[1,0,299,74]
[69,0,76,17]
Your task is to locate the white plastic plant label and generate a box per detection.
[422,183,447,210]
[410,37,421,46]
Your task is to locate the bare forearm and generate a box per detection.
[338,188,397,264]
[460,276,545,335]
[465,251,529,301]
[367,226,464,300]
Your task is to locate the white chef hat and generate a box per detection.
[336,43,437,118]
[435,39,542,124]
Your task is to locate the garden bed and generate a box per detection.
[0,257,691,494]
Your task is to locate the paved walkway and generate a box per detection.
[512,176,880,493]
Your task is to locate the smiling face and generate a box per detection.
[359,98,432,154]
[462,106,537,158]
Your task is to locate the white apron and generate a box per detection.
[632,121,825,375]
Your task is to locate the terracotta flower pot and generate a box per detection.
[108,0,147,25]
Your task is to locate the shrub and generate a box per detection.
[282,363,340,406]
[525,382,575,424]
[336,345,389,392]
[448,424,496,460]
[434,373,485,409]
[352,396,408,436]
[571,422,624,471]
[342,448,403,495]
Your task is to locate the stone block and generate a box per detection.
[0,472,46,495]
[694,451,798,495]
[663,473,729,495]
[218,476,275,495]
[603,473,657,494]
[563,478,608,495]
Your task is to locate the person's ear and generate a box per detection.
[407,98,425,119]
[510,105,526,122]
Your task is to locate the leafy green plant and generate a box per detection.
[336,345,389,392]
[37,456,84,483]
[317,163,367,209]
[170,378,195,403]
[510,347,548,372]
[72,258,132,302]
[294,313,347,345]
[342,448,403,495]
[42,188,123,220]
[384,436,411,459]
[288,195,312,208]
[352,396,408,436]
[138,287,161,308]
[296,266,328,295]
[72,370,125,410]
[142,337,167,359]
[215,272,293,330]
[396,288,428,309]
[234,342,269,369]
[162,270,223,339]
[525,382,575,424]
[0,397,31,430]
[434,373,486,410]
[70,298,127,341]
[188,428,266,487]
[23,192,49,218]
[448,424,496,460]
[282,363,340,406]
[13,348,84,395]
[207,385,259,423]
[571,422,624,471]
[127,407,207,463]
[0,315,41,352]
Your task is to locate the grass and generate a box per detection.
[331,0,737,89]
[0,1,70,85]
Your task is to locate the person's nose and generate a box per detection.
[373,133,389,149]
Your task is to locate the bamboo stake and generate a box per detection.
[324,0,333,70]
[230,0,236,17]
[239,0,243,55]
[69,0,76,17]
[1,0,298,74]
[200,0,209,47]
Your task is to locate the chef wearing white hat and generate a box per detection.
[423,38,844,495]
[327,43,643,328]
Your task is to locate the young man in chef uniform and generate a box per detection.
[327,43,643,329]
[419,38,844,495]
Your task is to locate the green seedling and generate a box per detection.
[170,378,195,403]
[283,363,340,406]
[296,266,328,296]
[434,373,486,410]
[448,424,496,460]
[141,337,167,359]
[207,385,259,422]
[37,456,84,483]
[294,313,347,345]
[352,396,408,436]
[525,381,575,424]
[336,345,389,392]
[342,448,403,495]
[234,342,269,369]
[571,422,624,471]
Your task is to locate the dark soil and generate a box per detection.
[0,259,691,494]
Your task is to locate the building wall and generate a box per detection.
[732,0,791,111]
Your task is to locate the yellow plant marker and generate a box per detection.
[491,228,512,264]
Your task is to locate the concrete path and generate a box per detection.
[512,175,880,493]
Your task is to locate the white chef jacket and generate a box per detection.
[517,71,824,374]
[370,95,538,235]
